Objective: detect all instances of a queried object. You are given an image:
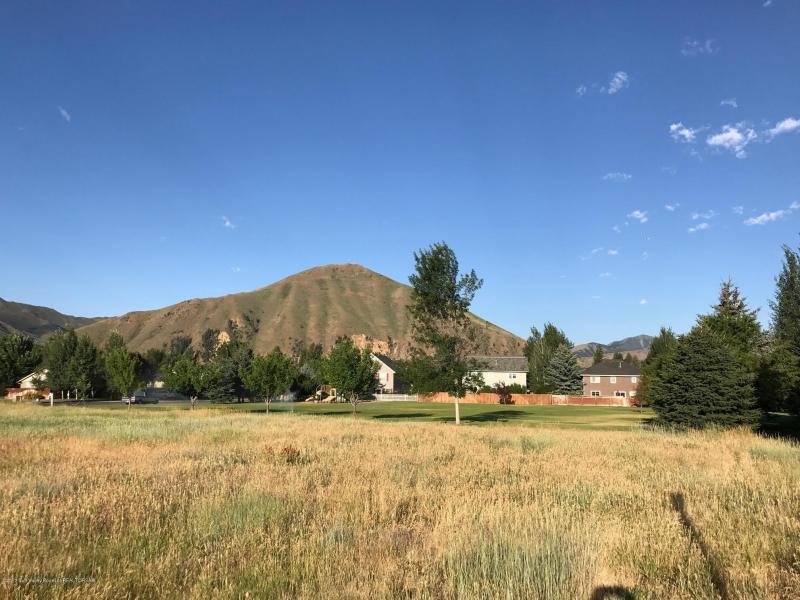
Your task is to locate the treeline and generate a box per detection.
[637,245,800,427]
[0,319,378,411]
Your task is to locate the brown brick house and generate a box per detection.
[582,360,640,399]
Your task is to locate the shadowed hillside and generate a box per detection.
[77,264,524,356]
[0,298,103,339]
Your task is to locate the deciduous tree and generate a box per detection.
[321,337,378,415]
[243,349,296,413]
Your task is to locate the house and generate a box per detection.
[582,360,640,399]
[4,369,51,402]
[469,356,528,389]
[371,354,398,393]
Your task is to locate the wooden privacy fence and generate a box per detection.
[421,392,630,407]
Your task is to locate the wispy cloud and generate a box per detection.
[628,210,648,223]
[575,85,587,97]
[665,203,679,212]
[661,165,678,175]
[706,123,757,158]
[743,201,800,226]
[681,38,718,57]
[641,251,649,261]
[221,216,236,229]
[763,0,773,6]
[691,210,718,220]
[640,299,648,305]
[612,225,622,234]
[766,117,800,139]
[607,249,619,256]
[580,247,605,261]
[602,172,632,182]
[605,71,629,95]
[720,98,738,108]
[688,222,711,233]
[599,272,613,278]
[231,266,241,273]
[57,105,71,123]
[669,122,701,143]
[732,206,744,215]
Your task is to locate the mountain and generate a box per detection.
[573,334,653,366]
[76,264,524,356]
[0,298,103,339]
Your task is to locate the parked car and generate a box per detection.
[121,389,158,404]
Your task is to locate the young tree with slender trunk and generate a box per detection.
[320,338,378,415]
[406,242,484,424]
[243,348,296,414]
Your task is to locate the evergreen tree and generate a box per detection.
[756,339,800,413]
[650,327,759,428]
[42,330,79,398]
[697,280,762,366]
[543,345,583,395]
[592,346,604,365]
[524,323,572,393]
[638,327,677,406]
[612,352,623,360]
[771,244,800,354]
[0,334,42,388]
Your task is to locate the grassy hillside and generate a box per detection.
[77,264,523,356]
[0,297,102,339]
[1,403,797,598]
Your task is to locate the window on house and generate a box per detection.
[630,391,637,397]
[591,391,601,397]
[610,376,617,383]
[590,376,600,383]
[615,391,626,397]
[631,376,638,383]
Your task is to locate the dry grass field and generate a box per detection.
[1,403,798,599]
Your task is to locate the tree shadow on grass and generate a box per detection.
[435,409,528,423]
[759,412,800,443]
[372,413,434,420]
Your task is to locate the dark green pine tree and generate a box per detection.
[638,327,677,407]
[697,279,762,366]
[592,345,605,365]
[524,323,572,393]
[772,245,800,354]
[543,345,583,395]
[650,327,759,428]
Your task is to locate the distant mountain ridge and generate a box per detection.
[75,264,524,356]
[574,334,653,360]
[0,298,103,339]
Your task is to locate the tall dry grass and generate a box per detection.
[0,404,798,599]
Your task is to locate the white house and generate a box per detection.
[469,356,528,389]
[4,369,51,402]
[371,354,398,394]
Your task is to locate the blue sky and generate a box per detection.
[1,1,799,343]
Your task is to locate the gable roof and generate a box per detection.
[469,356,529,372]
[372,353,397,372]
[582,360,641,376]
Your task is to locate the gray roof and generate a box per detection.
[372,353,397,372]
[582,360,641,376]
[469,356,529,373]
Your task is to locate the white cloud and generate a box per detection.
[665,203,679,212]
[602,172,632,182]
[661,165,678,175]
[639,299,648,305]
[669,122,701,143]
[691,210,718,220]
[592,295,602,300]
[720,98,738,108]
[732,206,744,215]
[221,216,236,229]
[627,210,648,223]
[688,222,711,233]
[606,71,629,95]
[745,210,787,225]
[766,117,800,138]
[641,251,649,260]
[682,38,718,57]
[575,85,587,97]
[706,123,757,158]
[57,105,71,123]
[607,249,619,256]
[612,225,621,234]
[232,266,241,272]
[599,272,613,278]
[763,0,773,6]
